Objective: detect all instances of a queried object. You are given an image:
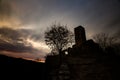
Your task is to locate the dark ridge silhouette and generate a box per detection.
[45,25,120,80]
[0,54,47,80]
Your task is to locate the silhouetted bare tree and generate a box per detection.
[44,24,74,56]
[93,33,117,49]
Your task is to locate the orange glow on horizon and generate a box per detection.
[0,51,45,63]
[24,57,45,63]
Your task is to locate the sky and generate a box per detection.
[0,0,120,60]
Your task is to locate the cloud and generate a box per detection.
[0,27,47,56]
[0,42,39,53]
[0,0,119,58]
[0,27,21,41]
[105,16,120,29]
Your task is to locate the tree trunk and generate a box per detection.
[59,49,62,65]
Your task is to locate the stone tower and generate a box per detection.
[74,26,86,46]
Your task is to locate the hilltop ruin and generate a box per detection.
[45,25,120,80]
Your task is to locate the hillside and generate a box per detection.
[0,54,47,80]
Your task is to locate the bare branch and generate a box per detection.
[44,23,74,55]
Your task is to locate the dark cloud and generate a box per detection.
[0,27,21,41]
[0,42,39,53]
[0,27,42,54]
[0,27,42,42]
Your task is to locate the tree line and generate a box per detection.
[44,23,120,57]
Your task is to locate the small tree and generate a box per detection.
[44,23,74,63]
[93,33,117,49]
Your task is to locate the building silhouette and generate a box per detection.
[45,25,120,80]
[74,26,86,46]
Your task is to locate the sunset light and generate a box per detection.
[0,0,120,79]
[26,38,50,52]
